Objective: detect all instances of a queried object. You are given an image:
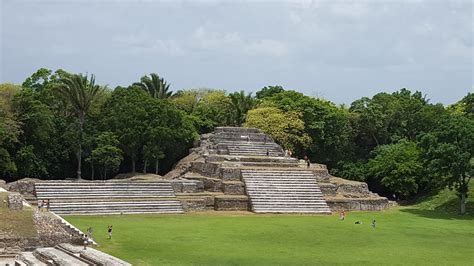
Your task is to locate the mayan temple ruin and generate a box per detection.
[166,127,389,213]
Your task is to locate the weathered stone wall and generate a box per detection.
[170,179,204,193]
[7,192,23,211]
[214,196,249,211]
[34,212,83,246]
[326,198,389,211]
[5,178,42,195]
[319,183,337,196]
[223,182,245,195]
[179,198,207,211]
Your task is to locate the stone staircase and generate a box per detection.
[15,243,130,265]
[216,140,284,156]
[35,181,183,215]
[242,169,331,213]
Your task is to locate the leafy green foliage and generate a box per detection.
[366,140,425,198]
[255,85,284,99]
[133,73,172,99]
[418,114,474,214]
[172,89,233,133]
[229,90,256,126]
[244,107,311,152]
[56,73,106,178]
[264,90,353,163]
[90,132,123,179]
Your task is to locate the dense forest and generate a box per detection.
[0,68,472,213]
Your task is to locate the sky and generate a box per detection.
[1,0,472,105]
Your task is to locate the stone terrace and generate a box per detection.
[15,243,130,265]
[35,181,183,215]
[167,126,389,213]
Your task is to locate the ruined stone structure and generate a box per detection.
[167,127,389,212]
[34,181,184,215]
[15,243,130,265]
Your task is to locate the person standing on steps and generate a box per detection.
[107,225,113,239]
[304,155,310,168]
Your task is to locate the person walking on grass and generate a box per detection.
[340,210,346,220]
[107,225,113,239]
[372,219,376,228]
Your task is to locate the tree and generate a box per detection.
[244,107,311,153]
[172,89,233,133]
[133,73,172,99]
[229,90,255,126]
[366,140,424,198]
[265,90,353,165]
[255,85,285,99]
[89,132,123,179]
[0,84,22,178]
[418,114,474,214]
[56,74,105,179]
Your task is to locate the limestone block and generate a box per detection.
[201,178,222,192]
[170,181,183,193]
[223,182,245,195]
[180,198,206,211]
[0,179,6,189]
[319,183,337,196]
[7,192,23,211]
[214,196,249,211]
[182,181,204,193]
[336,183,370,196]
[5,178,40,195]
[202,196,215,207]
[220,168,241,181]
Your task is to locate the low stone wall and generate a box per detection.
[0,238,37,254]
[34,212,83,246]
[214,196,249,211]
[179,198,207,212]
[170,179,204,193]
[319,183,337,196]
[223,182,245,195]
[7,192,23,211]
[325,198,389,211]
[5,178,42,195]
[219,167,241,181]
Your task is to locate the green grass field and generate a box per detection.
[66,206,473,266]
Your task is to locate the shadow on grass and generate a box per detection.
[400,198,474,220]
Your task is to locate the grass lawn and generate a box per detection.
[66,207,474,265]
[0,192,37,238]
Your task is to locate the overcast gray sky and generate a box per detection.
[1,0,472,105]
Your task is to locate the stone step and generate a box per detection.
[242,169,330,213]
[49,200,181,205]
[37,194,174,198]
[57,243,131,265]
[16,252,48,266]
[35,182,172,186]
[34,247,89,265]
[54,209,183,215]
[253,209,331,213]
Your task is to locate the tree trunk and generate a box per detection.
[91,161,95,180]
[76,112,85,179]
[155,159,159,175]
[460,192,466,214]
[143,159,148,174]
[132,157,136,174]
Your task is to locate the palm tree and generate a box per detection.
[133,73,172,99]
[229,90,255,126]
[57,74,105,179]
